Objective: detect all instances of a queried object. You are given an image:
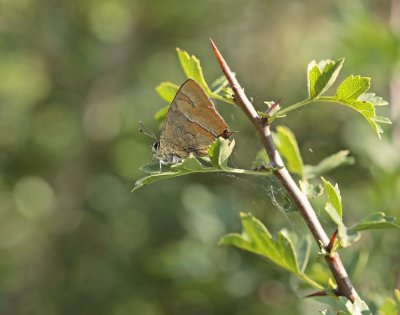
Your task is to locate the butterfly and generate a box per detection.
[153,79,232,164]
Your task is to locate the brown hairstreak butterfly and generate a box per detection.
[153,79,233,164]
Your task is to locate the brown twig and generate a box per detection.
[210,39,357,303]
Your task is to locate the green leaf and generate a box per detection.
[336,75,371,103]
[357,93,388,106]
[304,150,355,179]
[307,62,321,98]
[155,81,180,103]
[133,139,275,191]
[335,92,390,139]
[208,137,235,169]
[220,212,299,274]
[347,100,390,139]
[133,167,188,191]
[308,59,344,98]
[274,126,304,176]
[220,213,324,289]
[176,48,212,95]
[321,177,343,219]
[324,75,390,139]
[323,208,398,248]
[352,212,400,231]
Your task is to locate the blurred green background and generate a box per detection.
[0,0,399,314]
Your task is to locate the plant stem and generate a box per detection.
[210,39,358,303]
[276,98,313,116]
[276,96,342,117]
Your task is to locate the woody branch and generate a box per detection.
[210,39,357,302]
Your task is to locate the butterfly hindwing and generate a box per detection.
[159,79,230,159]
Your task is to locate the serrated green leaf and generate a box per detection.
[133,158,219,191]
[308,62,322,98]
[176,48,212,95]
[133,168,188,191]
[349,100,385,138]
[358,93,388,106]
[308,59,344,98]
[220,212,299,274]
[208,137,235,169]
[352,212,399,231]
[336,75,371,103]
[155,81,180,103]
[304,151,355,179]
[274,126,304,176]
[351,100,375,117]
[321,177,343,219]
[336,97,388,139]
[325,75,390,139]
[133,139,274,191]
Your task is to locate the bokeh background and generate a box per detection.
[0,0,399,314]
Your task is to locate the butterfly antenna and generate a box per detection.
[139,121,158,141]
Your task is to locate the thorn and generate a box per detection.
[327,229,338,254]
[305,290,328,298]
[304,289,342,299]
[210,38,264,123]
[210,39,234,86]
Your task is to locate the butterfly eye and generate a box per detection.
[152,141,160,153]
